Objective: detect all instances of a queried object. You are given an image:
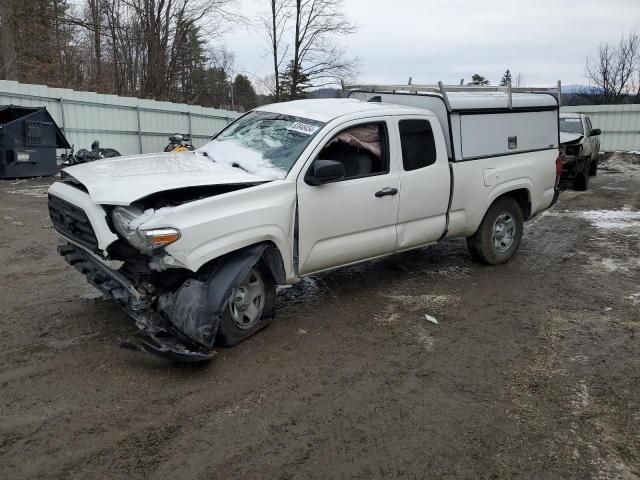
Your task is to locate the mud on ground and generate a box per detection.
[1,155,639,479]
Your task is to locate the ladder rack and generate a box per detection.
[345,80,563,110]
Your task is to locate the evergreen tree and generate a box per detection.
[279,60,311,100]
[468,74,490,86]
[500,69,512,87]
[233,74,257,110]
[201,67,231,108]
[174,25,207,102]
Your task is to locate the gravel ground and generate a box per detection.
[1,154,639,479]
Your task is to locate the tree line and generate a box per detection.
[0,0,357,110]
[584,31,640,104]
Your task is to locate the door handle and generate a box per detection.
[375,187,398,198]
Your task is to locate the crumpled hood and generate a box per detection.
[62,152,267,205]
[560,132,584,145]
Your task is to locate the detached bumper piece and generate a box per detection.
[57,243,214,362]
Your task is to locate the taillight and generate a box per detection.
[555,155,563,178]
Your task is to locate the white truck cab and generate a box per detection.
[48,86,561,361]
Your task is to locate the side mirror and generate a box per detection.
[305,159,345,185]
[590,128,601,136]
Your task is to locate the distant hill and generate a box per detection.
[562,84,603,95]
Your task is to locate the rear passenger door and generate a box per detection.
[394,116,451,250]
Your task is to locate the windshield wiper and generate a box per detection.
[231,162,249,173]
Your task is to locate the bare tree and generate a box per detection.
[585,32,639,103]
[261,0,290,101]
[288,0,357,99]
[514,72,525,87]
[0,0,18,80]
[87,0,103,81]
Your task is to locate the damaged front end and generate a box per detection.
[48,170,278,362]
[57,242,269,362]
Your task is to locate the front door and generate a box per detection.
[297,119,399,275]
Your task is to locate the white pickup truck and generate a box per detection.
[559,112,601,190]
[48,87,561,361]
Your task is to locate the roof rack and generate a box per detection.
[345,80,563,111]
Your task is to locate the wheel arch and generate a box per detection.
[195,240,287,285]
[501,188,532,220]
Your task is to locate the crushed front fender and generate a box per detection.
[58,241,269,362]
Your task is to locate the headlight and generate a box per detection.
[111,207,180,254]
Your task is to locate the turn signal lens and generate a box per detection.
[144,228,181,247]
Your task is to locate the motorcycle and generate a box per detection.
[62,140,121,166]
[164,134,195,152]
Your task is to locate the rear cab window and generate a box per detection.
[398,119,437,171]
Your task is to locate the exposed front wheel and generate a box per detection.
[589,156,598,176]
[216,264,276,347]
[467,197,524,265]
[573,158,591,191]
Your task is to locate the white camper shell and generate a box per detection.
[348,86,560,162]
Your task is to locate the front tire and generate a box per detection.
[216,263,276,347]
[589,155,598,176]
[467,197,524,265]
[573,158,590,191]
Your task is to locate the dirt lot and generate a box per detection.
[1,155,639,479]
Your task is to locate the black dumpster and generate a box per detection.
[0,106,70,178]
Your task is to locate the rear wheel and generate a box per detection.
[467,197,524,265]
[216,263,276,347]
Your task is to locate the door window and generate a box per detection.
[314,122,389,180]
[399,120,437,171]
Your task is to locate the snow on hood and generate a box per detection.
[63,151,268,205]
[560,132,584,145]
[197,139,287,180]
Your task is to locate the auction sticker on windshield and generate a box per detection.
[287,122,320,135]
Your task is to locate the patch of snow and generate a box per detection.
[576,208,640,230]
[198,139,286,180]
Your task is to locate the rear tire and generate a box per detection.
[467,197,524,265]
[216,263,276,347]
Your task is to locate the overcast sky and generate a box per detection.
[221,0,640,88]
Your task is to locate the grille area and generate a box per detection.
[48,194,99,251]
